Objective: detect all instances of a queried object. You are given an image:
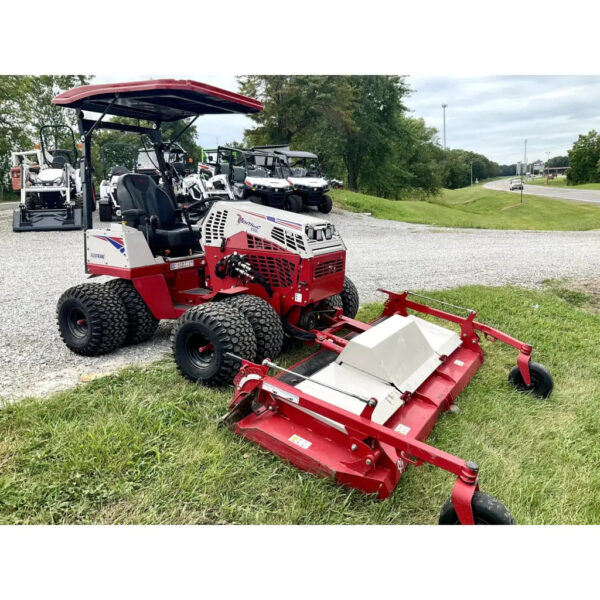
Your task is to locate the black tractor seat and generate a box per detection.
[116,173,201,257]
[109,165,130,178]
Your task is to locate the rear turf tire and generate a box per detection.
[439,491,515,525]
[171,303,256,386]
[318,194,333,213]
[340,276,359,319]
[99,202,112,222]
[104,279,159,345]
[508,362,553,399]
[57,283,128,356]
[220,295,283,362]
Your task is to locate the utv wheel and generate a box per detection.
[99,202,112,222]
[508,362,553,399]
[284,194,303,213]
[104,279,159,344]
[171,303,256,386]
[340,277,359,319]
[318,194,333,214]
[57,283,128,356]
[220,294,284,362]
[247,195,265,205]
[439,492,515,525]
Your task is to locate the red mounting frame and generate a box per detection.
[226,290,535,524]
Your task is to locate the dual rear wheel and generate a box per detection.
[171,295,284,386]
[56,280,159,356]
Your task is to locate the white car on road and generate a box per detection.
[509,179,524,191]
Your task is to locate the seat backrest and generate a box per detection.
[109,165,129,178]
[232,165,246,182]
[117,174,177,229]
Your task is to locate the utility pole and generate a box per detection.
[441,104,448,150]
[523,139,527,179]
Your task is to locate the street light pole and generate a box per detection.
[441,104,448,150]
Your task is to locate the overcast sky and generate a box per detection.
[94,74,600,165]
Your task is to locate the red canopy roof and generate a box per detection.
[52,79,263,121]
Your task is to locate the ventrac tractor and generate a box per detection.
[53,79,553,524]
[12,124,84,232]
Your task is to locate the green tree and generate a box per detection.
[567,131,600,185]
[547,155,569,168]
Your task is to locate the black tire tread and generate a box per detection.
[508,362,553,399]
[319,194,333,213]
[220,295,283,362]
[57,283,128,356]
[171,303,256,386]
[105,279,159,344]
[439,491,515,525]
[340,277,359,318]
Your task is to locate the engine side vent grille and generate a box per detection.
[246,233,284,252]
[271,226,306,252]
[204,209,228,244]
[247,254,296,289]
[314,257,344,279]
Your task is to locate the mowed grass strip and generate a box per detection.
[1,285,599,525]
[331,187,600,230]
[527,178,600,190]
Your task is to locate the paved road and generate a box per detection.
[1,205,599,401]
[484,178,600,204]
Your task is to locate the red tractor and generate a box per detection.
[53,79,358,383]
[54,80,553,523]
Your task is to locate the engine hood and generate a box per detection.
[245,177,290,189]
[37,168,64,183]
[288,177,328,188]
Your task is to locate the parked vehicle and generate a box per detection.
[509,179,523,191]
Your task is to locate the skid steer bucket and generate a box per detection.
[12,206,82,232]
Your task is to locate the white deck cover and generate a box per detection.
[294,315,461,431]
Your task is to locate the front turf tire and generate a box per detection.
[57,283,128,356]
[509,362,554,399]
[104,279,159,345]
[439,491,515,525]
[171,303,256,386]
[319,194,333,213]
[340,276,359,319]
[220,294,284,362]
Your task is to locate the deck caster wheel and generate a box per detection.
[318,194,333,214]
[340,276,359,319]
[171,303,256,386]
[509,362,553,399]
[220,294,284,362]
[105,279,159,345]
[439,491,515,525]
[57,283,128,356]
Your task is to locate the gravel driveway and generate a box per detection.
[484,178,600,204]
[2,204,599,401]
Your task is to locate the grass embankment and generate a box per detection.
[1,284,600,524]
[527,177,600,190]
[331,186,600,230]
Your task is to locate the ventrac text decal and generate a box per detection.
[93,235,126,255]
[236,213,262,233]
[242,210,302,231]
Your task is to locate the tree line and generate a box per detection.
[239,75,503,198]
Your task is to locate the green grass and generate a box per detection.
[331,187,600,230]
[527,177,600,190]
[1,284,600,524]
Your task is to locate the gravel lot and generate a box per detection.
[2,202,600,401]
